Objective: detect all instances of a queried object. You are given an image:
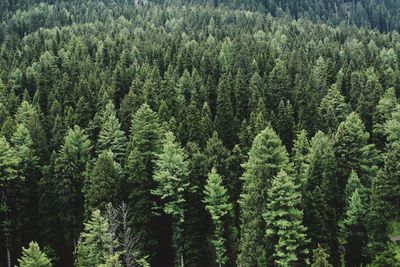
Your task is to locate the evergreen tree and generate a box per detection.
[311,244,332,267]
[340,189,368,267]
[214,74,235,148]
[0,136,20,267]
[238,126,289,266]
[319,84,349,133]
[18,241,52,267]
[153,132,190,266]
[53,126,91,253]
[304,131,339,265]
[234,69,249,123]
[97,101,127,162]
[203,168,233,267]
[333,112,371,213]
[75,209,121,267]
[367,172,390,259]
[292,129,309,186]
[274,100,295,151]
[264,170,309,266]
[372,88,397,149]
[382,141,400,218]
[84,151,122,214]
[11,124,40,253]
[128,104,163,262]
[15,101,48,162]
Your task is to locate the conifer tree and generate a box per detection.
[382,141,400,218]
[15,101,48,162]
[292,129,309,186]
[97,101,127,162]
[304,131,339,265]
[274,100,295,151]
[203,168,233,267]
[0,136,20,267]
[238,126,289,266]
[333,112,371,213]
[234,69,249,123]
[18,241,52,267]
[264,170,309,266]
[153,132,190,266]
[214,74,235,148]
[319,84,349,133]
[340,189,368,267]
[128,104,163,262]
[53,126,91,251]
[183,143,212,267]
[311,244,332,267]
[372,88,397,149]
[11,124,40,250]
[84,151,122,214]
[367,172,390,259]
[75,209,121,267]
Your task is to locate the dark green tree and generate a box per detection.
[264,170,309,266]
[153,132,190,267]
[203,168,233,267]
[237,126,289,266]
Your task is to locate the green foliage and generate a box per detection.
[18,241,52,267]
[84,151,122,213]
[311,244,332,267]
[319,84,349,133]
[203,168,233,266]
[97,101,127,162]
[238,126,289,266]
[304,131,339,265]
[340,189,368,266]
[264,170,309,266]
[153,131,190,265]
[75,209,121,267]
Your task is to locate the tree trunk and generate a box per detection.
[6,245,11,267]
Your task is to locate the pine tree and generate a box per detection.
[264,170,309,266]
[128,104,163,262]
[97,101,127,162]
[234,69,249,123]
[311,244,332,267]
[214,73,236,148]
[385,104,400,143]
[203,168,233,267]
[274,100,295,151]
[292,129,309,186]
[15,101,48,162]
[183,143,212,267]
[249,71,264,112]
[153,132,190,266]
[304,131,339,265]
[75,209,121,267]
[367,172,390,259]
[53,126,91,252]
[372,88,397,149]
[238,126,289,266]
[382,141,400,218]
[333,112,371,213]
[318,84,349,133]
[340,189,368,267]
[0,136,20,267]
[18,241,52,267]
[84,151,122,214]
[10,124,40,251]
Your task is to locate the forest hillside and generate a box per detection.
[1,0,400,266]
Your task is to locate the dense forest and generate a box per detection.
[1,0,400,266]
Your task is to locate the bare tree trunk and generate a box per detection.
[6,244,11,267]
